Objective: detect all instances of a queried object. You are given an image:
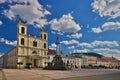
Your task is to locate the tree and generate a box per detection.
[26,62,32,69]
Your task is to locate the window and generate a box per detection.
[21,27,25,34]
[33,41,37,47]
[44,34,46,40]
[44,43,46,49]
[41,34,42,39]
[32,51,37,54]
[21,38,24,45]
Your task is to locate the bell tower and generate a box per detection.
[17,19,27,46]
[40,28,48,50]
[40,28,48,41]
[40,28,48,67]
[17,19,27,35]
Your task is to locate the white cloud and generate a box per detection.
[92,0,120,19]
[92,22,120,33]
[92,40,119,47]
[78,40,119,48]
[51,31,64,35]
[0,53,4,57]
[50,13,81,33]
[1,0,51,27]
[61,39,79,45]
[94,48,120,54]
[68,46,75,49]
[49,43,56,48]
[57,32,64,35]
[51,31,56,34]
[49,43,56,50]
[78,43,93,48]
[92,27,102,33]
[102,22,120,31]
[46,5,52,8]
[0,20,3,25]
[0,38,17,46]
[67,33,82,39]
[73,49,88,53]
[0,0,6,3]
[94,48,120,59]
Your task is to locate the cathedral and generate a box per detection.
[4,20,48,68]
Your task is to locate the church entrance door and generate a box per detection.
[33,59,37,67]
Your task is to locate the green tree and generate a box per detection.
[26,62,32,69]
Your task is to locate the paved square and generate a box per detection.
[3,69,120,80]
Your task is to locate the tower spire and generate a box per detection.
[55,37,59,55]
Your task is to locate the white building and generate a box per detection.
[81,56,88,67]
[48,49,56,63]
[62,56,81,69]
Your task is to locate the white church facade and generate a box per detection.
[3,20,48,68]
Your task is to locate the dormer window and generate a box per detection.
[21,27,25,34]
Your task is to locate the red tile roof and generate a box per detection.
[100,56,119,62]
[48,49,56,55]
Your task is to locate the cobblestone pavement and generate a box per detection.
[0,70,2,80]
[3,69,120,80]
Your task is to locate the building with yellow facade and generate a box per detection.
[4,20,48,68]
[97,56,120,68]
[87,56,97,66]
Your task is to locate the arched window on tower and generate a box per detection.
[44,43,46,49]
[21,27,25,34]
[21,38,24,45]
[41,34,42,39]
[44,34,46,40]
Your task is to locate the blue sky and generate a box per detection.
[0,0,120,59]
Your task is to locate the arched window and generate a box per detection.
[41,34,42,39]
[21,27,25,34]
[44,43,46,49]
[32,51,37,54]
[44,34,46,40]
[33,41,37,47]
[21,38,24,45]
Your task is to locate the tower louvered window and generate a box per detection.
[44,34,46,40]
[21,38,24,45]
[21,27,25,34]
[44,43,46,49]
